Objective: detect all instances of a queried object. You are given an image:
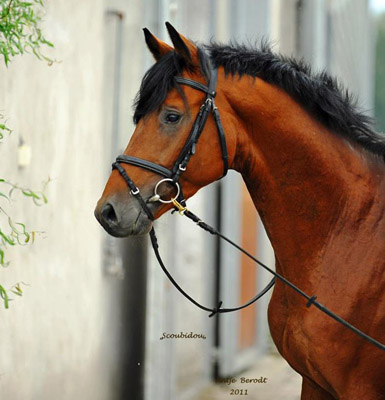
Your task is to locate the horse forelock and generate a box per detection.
[133,46,210,124]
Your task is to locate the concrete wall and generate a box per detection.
[327,0,375,111]
[0,1,121,399]
[273,0,374,109]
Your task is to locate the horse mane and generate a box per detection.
[134,41,385,160]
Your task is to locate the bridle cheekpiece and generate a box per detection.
[112,64,228,218]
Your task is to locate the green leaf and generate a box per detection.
[0,285,9,309]
[8,218,30,244]
[22,189,40,199]
[0,230,16,245]
[11,283,23,296]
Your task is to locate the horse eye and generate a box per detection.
[164,113,181,124]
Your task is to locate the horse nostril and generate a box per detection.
[101,203,118,225]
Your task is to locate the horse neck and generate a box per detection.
[220,71,385,281]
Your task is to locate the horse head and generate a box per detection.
[95,23,237,237]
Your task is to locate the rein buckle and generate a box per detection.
[171,198,188,215]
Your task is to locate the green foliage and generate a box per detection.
[0,113,11,140]
[0,178,49,308]
[0,0,52,308]
[0,282,25,308]
[375,13,385,133]
[0,0,53,66]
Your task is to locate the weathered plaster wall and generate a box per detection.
[0,1,118,399]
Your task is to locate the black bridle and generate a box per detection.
[112,66,276,315]
[113,68,228,212]
[111,65,385,351]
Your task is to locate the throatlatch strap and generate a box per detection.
[213,107,228,177]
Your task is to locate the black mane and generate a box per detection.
[134,42,385,160]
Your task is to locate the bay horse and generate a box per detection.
[95,23,385,399]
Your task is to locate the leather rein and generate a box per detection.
[112,65,385,351]
[112,67,276,316]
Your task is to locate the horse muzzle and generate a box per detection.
[94,195,154,237]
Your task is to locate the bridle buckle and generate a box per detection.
[205,98,213,108]
[171,198,188,215]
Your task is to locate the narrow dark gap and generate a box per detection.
[119,236,148,400]
[295,0,304,57]
[213,181,222,381]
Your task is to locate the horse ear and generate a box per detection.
[165,22,199,66]
[143,28,173,61]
